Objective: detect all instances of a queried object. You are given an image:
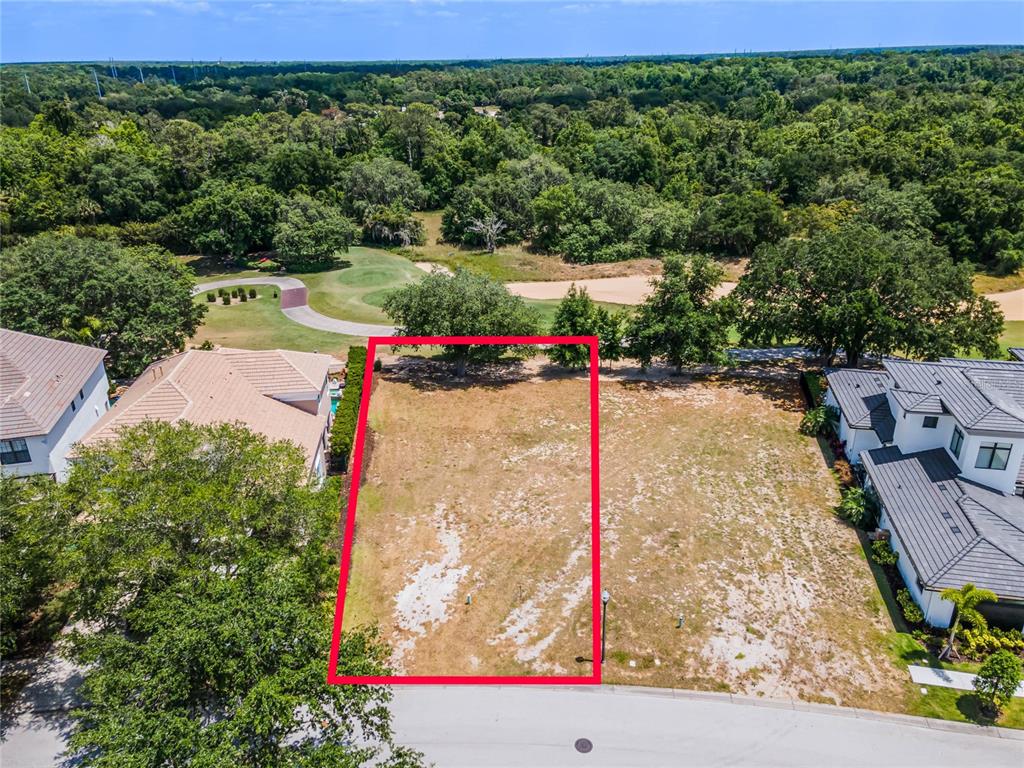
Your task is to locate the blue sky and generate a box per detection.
[2,1,1021,64]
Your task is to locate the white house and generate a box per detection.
[78,347,335,482]
[0,329,110,481]
[825,357,1024,629]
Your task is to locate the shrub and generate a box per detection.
[273,290,279,298]
[800,405,838,436]
[836,486,876,528]
[897,588,924,625]
[248,288,257,299]
[329,346,368,472]
[962,627,1024,660]
[871,539,899,566]
[231,288,238,298]
[218,288,227,297]
[239,292,247,302]
[974,650,1023,715]
[833,458,855,488]
[221,295,230,305]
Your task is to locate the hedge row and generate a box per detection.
[329,346,368,473]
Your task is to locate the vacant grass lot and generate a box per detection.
[342,368,595,676]
[595,371,910,711]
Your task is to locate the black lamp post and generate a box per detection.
[600,590,610,664]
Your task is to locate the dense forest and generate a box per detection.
[2,49,1022,275]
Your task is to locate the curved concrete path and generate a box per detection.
[194,277,395,337]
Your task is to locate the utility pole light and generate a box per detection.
[600,590,610,664]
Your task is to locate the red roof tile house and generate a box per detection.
[79,347,335,482]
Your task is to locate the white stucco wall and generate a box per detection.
[879,507,956,629]
[2,362,109,481]
[956,431,1024,495]
[825,388,882,463]
[891,410,956,455]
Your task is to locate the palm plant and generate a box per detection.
[938,583,997,660]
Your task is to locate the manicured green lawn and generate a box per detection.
[190,247,422,325]
[190,291,359,357]
[301,247,425,324]
[524,298,632,332]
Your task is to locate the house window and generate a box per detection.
[70,401,76,412]
[0,438,31,465]
[78,388,84,401]
[975,443,1012,471]
[923,416,938,429]
[950,427,964,458]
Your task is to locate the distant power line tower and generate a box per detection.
[23,74,31,94]
[137,65,145,84]
[92,69,103,98]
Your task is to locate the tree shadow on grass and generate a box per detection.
[955,693,998,726]
[381,355,539,392]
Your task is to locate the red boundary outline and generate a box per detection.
[327,336,601,685]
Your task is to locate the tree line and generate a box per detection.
[2,50,1022,274]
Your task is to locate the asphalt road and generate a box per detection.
[388,686,1024,768]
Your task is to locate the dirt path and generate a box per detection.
[987,287,1024,321]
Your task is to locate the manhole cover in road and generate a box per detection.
[574,738,593,754]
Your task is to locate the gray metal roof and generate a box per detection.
[1009,348,1024,362]
[863,446,1024,600]
[824,368,895,443]
[883,358,1024,433]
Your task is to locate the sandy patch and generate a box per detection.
[413,261,453,275]
[986,287,1024,321]
[505,275,736,305]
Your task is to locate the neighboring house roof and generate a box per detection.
[883,358,1024,433]
[824,368,896,443]
[0,329,107,440]
[863,446,1024,601]
[78,348,331,465]
[1008,348,1024,362]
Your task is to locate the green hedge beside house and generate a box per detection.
[329,346,368,473]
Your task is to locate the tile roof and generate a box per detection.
[863,446,1024,600]
[79,348,331,466]
[0,329,107,439]
[824,368,895,443]
[1009,348,1024,362]
[883,358,1024,433]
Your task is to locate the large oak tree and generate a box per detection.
[735,220,1003,367]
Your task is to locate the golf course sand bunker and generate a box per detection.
[341,366,595,677]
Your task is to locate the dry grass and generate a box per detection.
[342,368,595,676]
[343,360,907,707]
[595,372,906,710]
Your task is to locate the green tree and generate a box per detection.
[549,284,600,369]
[0,476,70,656]
[343,157,425,219]
[63,422,421,767]
[174,180,280,259]
[626,254,736,373]
[0,234,206,377]
[736,221,1003,367]
[939,583,998,660]
[382,268,540,376]
[973,650,1023,716]
[273,194,358,270]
